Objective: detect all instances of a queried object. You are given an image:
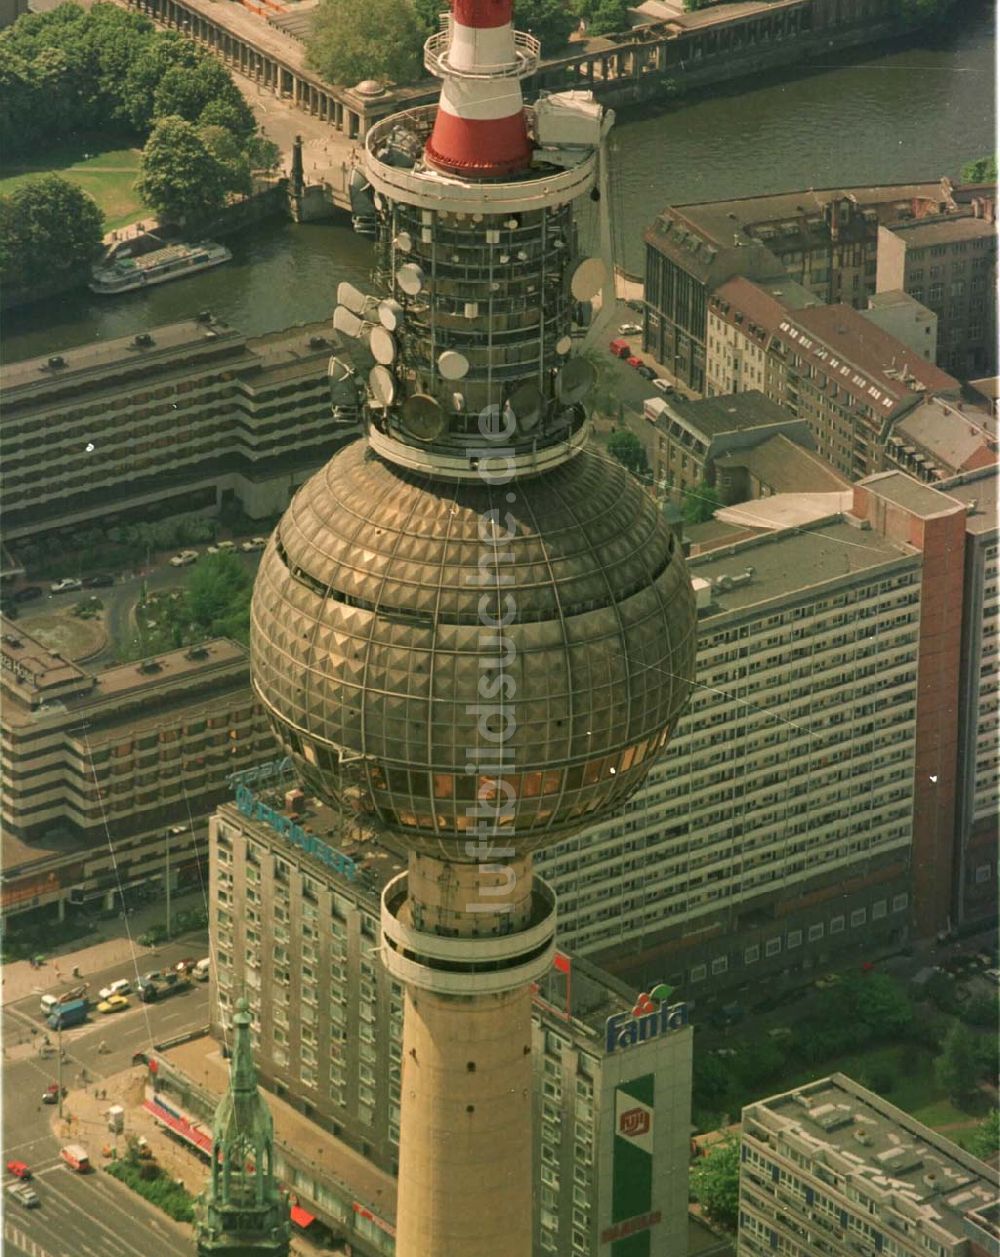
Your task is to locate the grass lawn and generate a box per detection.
[0,139,144,231]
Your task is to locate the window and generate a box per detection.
[711,956,728,975]
[851,908,867,927]
[744,944,760,965]
[690,963,707,983]
[975,864,992,884]
[871,899,887,920]
[765,937,781,958]
[892,893,909,912]
[787,930,802,949]
[808,923,824,942]
[830,915,845,934]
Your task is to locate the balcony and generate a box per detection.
[424,22,540,80]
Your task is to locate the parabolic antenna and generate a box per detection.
[438,350,469,381]
[400,393,446,443]
[368,365,396,409]
[327,355,354,382]
[507,382,544,434]
[369,326,397,365]
[396,263,425,296]
[556,357,597,405]
[570,257,606,302]
[555,335,572,356]
[337,281,368,315]
[378,298,404,331]
[333,306,364,339]
[394,231,413,253]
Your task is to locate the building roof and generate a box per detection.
[687,515,915,617]
[712,274,820,334]
[0,618,91,707]
[938,467,999,539]
[657,388,797,438]
[883,213,998,249]
[866,288,933,315]
[653,182,948,256]
[713,432,849,493]
[891,397,998,476]
[714,491,854,533]
[858,470,970,521]
[745,1074,1000,1250]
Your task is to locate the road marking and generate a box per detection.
[4,1220,53,1257]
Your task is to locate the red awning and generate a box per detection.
[143,1098,213,1155]
[290,1205,316,1228]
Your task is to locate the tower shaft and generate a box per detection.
[382,854,556,1257]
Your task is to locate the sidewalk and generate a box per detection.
[1,890,207,1008]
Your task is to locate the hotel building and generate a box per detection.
[1,317,349,543]
[739,1074,1000,1257]
[0,620,275,920]
[208,797,692,1257]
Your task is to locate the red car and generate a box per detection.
[626,356,643,368]
[6,1161,31,1180]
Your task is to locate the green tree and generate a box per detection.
[960,156,997,184]
[516,0,577,53]
[967,1109,999,1162]
[691,1134,740,1232]
[682,480,721,524]
[119,30,199,132]
[579,0,630,36]
[0,174,104,290]
[413,0,447,39]
[845,973,914,1038]
[198,125,253,199]
[137,115,229,225]
[247,135,282,174]
[307,0,423,86]
[187,553,252,642]
[935,1021,979,1105]
[154,59,255,138]
[606,430,649,477]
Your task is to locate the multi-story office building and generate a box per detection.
[862,290,938,363]
[705,276,959,479]
[208,797,693,1257]
[0,620,275,919]
[644,181,953,391]
[534,472,970,984]
[739,1074,1000,1257]
[877,199,998,378]
[1,317,350,542]
[646,389,845,504]
[941,468,999,930]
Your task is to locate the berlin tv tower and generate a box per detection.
[250,2,696,1252]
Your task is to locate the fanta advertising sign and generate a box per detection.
[604,982,688,1055]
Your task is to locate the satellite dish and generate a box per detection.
[507,382,544,434]
[372,191,384,211]
[337,281,367,315]
[394,231,413,253]
[438,350,469,381]
[396,263,425,295]
[555,335,572,356]
[327,355,354,382]
[401,393,446,443]
[556,357,597,405]
[333,306,364,338]
[378,299,404,331]
[570,257,606,302]
[369,326,397,365]
[368,365,396,408]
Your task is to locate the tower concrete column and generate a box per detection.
[382,855,556,1257]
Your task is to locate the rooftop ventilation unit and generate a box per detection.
[133,333,154,347]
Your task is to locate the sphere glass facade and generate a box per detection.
[250,440,696,860]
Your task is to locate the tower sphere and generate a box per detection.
[250,439,696,861]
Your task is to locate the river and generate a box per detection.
[3,2,994,361]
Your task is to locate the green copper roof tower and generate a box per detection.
[195,997,291,1257]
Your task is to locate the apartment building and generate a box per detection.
[705,275,960,479]
[739,1074,1000,1257]
[533,472,971,988]
[941,469,999,930]
[1,316,351,542]
[0,620,275,920]
[643,181,952,391]
[646,389,846,505]
[883,397,997,487]
[877,199,997,378]
[208,796,692,1257]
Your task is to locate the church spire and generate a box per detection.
[195,998,291,1256]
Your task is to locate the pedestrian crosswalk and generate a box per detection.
[4,1219,54,1257]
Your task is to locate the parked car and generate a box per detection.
[96,994,130,1014]
[608,338,630,358]
[626,356,643,369]
[206,540,237,555]
[175,958,197,975]
[13,586,43,603]
[49,577,82,594]
[239,537,267,552]
[984,968,1000,986]
[651,379,675,395]
[82,573,114,588]
[6,1182,39,1208]
[6,1160,31,1180]
[636,364,657,380]
[194,957,211,982]
[168,550,198,567]
[42,1084,67,1105]
[619,322,642,335]
[98,978,131,1001]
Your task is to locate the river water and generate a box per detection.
[3,3,994,361]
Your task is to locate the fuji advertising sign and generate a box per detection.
[604,982,688,1055]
